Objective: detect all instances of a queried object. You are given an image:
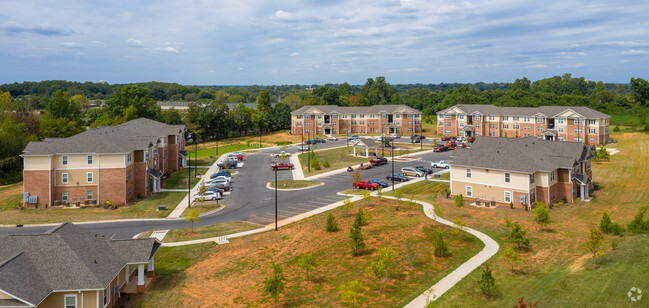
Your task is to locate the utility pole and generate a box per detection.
[188,136,191,209]
[275,167,278,231]
[391,144,395,191]
[194,140,197,177]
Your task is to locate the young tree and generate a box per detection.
[508,222,531,250]
[185,209,199,233]
[366,258,387,293]
[434,232,449,257]
[584,225,606,268]
[394,189,403,201]
[533,201,551,230]
[354,207,371,226]
[599,210,613,233]
[361,190,371,202]
[352,170,361,184]
[326,213,339,232]
[339,280,364,308]
[502,245,521,271]
[296,254,319,281]
[454,194,465,208]
[343,196,355,212]
[453,215,467,235]
[376,186,384,198]
[377,246,396,280]
[433,203,443,217]
[405,240,416,268]
[263,260,286,308]
[478,263,496,298]
[349,221,366,257]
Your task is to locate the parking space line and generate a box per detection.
[287,205,313,212]
[278,209,302,215]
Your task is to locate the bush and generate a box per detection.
[326,213,339,232]
[627,206,649,233]
[508,222,531,250]
[311,158,321,170]
[454,194,465,208]
[323,159,331,168]
[510,202,513,209]
[433,232,450,257]
[354,208,370,226]
[613,125,620,132]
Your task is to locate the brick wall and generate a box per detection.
[52,186,96,206]
[23,170,50,208]
[125,164,135,203]
[133,162,148,198]
[99,168,126,205]
[166,143,179,172]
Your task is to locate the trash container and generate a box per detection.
[158,205,167,211]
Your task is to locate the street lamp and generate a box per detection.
[187,135,192,209]
[194,138,198,177]
[274,165,278,231]
[391,143,395,191]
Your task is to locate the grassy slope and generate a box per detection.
[163,221,263,242]
[162,168,208,189]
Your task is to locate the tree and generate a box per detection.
[630,77,649,107]
[39,112,86,138]
[361,190,371,202]
[103,85,160,120]
[343,196,354,212]
[508,222,531,250]
[46,90,82,119]
[433,232,449,257]
[349,221,366,256]
[377,246,396,280]
[599,210,625,236]
[433,203,443,217]
[584,225,605,268]
[339,280,364,308]
[454,194,465,208]
[352,170,361,184]
[478,263,496,298]
[366,256,387,293]
[272,101,292,130]
[263,260,286,308]
[453,215,467,235]
[532,201,550,230]
[185,209,199,233]
[257,90,272,114]
[394,189,403,201]
[296,254,319,281]
[502,245,521,271]
[326,213,339,232]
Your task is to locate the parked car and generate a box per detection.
[367,179,389,188]
[391,133,401,138]
[440,136,450,141]
[467,137,476,143]
[410,137,421,143]
[217,160,238,169]
[315,138,326,143]
[433,145,447,152]
[347,134,360,140]
[456,142,467,148]
[192,191,221,202]
[231,151,244,156]
[270,151,291,158]
[271,161,294,170]
[456,136,465,142]
[431,160,450,169]
[228,153,243,161]
[208,182,230,191]
[401,167,424,177]
[211,170,231,178]
[206,187,224,195]
[207,178,229,186]
[386,173,410,182]
[414,166,433,174]
[411,135,426,140]
[210,175,232,183]
[296,144,309,151]
[353,180,380,190]
[445,141,457,150]
[370,156,388,166]
[327,136,338,141]
[305,139,317,145]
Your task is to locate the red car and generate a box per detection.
[441,136,450,141]
[228,154,244,161]
[271,162,294,170]
[370,156,388,166]
[353,180,380,190]
[433,145,447,152]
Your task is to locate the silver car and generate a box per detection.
[400,167,424,177]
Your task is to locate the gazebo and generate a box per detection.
[352,139,379,157]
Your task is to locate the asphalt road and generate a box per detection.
[0,139,451,239]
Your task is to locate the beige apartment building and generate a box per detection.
[437,104,610,145]
[290,105,422,136]
[450,137,594,208]
[21,118,187,208]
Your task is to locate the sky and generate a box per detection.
[1,0,648,85]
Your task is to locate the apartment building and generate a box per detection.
[21,118,187,208]
[291,105,422,136]
[450,137,594,208]
[437,104,610,145]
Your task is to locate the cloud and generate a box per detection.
[60,42,84,48]
[155,46,179,53]
[620,49,648,55]
[1,22,75,36]
[525,64,547,68]
[290,52,299,56]
[126,38,144,48]
[271,10,301,22]
[405,67,423,72]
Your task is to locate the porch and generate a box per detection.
[123,276,154,294]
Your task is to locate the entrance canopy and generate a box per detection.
[352,139,378,158]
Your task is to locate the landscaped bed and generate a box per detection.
[0,191,185,225]
[268,180,322,189]
[143,196,483,307]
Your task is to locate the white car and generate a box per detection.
[192,191,221,202]
[296,145,309,152]
[210,175,231,183]
[347,134,360,140]
[270,151,291,158]
[391,133,401,138]
[231,151,244,156]
[207,178,230,186]
[326,136,338,141]
[431,160,450,169]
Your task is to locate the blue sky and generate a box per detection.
[1,0,648,85]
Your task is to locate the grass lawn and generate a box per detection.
[395,132,649,306]
[180,202,223,218]
[150,197,483,307]
[268,180,322,189]
[162,168,208,189]
[163,221,263,242]
[0,191,185,225]
[135,243,217,308]
[0,182,23,212]
[299,145,432,177]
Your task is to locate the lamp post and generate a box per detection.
[381,133,385,157]
[391,143,395,191]
[194,139,197,177]
[307,131,311,173]
[187,135,192,209]
[274,166,278,231]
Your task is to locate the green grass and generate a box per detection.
[164,221,264,242]
[180,202,223,218]
[268,180,321,189]
[163,168,208,189]
[135,243,216,308]
[0,183,23,212]
[0,191,185,225]
[189,143,265,158]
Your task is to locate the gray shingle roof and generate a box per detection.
[439,104,609,119]
[23,118,186,156]
[451,136,590,173]
[0,222,160,306]
[291,104,420,115]
[0,298,29,307]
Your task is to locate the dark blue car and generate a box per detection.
[386,173,410,182]
[368,179,389,188]
[211,170,231,178]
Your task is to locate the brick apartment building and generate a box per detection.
[437,104,610,145]
[290,105,422,136]
[21,118,187,208]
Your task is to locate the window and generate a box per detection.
[529,173,534,184]
[537,117,544,123]
[514,124,520,129]
[87,172,93,183]
[558,127,564,133]
[62,173,69,184]
[333,114,338,119]
[460,122,464,127]
[489,132,495,136]
[589,128,596,134]
[466,186,472,197]
[476,132,481,136]
[65,294,77,308]
[557,118,565,124]
[524,117,530,122]
[488,115,495,121]
[62,155,68,166]
[502,124,509,129]
[504,172,511,183]
[525,126,530,130]
[589,119,596,125]
[466,168,472,179]
[590,137,594,143]
[445,122,451,126]
[62,192,68,201]
[459,115,465,119]
[305,122,310,126]
[537,126,543,131]
[104,286,109,307]
[351,114,357,118]
[342,114,348,119]
[504,191,511,203]
[445,130,451,134]
[513,116,519,121]
[503,116,509,121]
[575,128,583,133]
[475,123,480,128]
[305,115,311,119]
[127,153,132,162]
[317,115,322,119]
[445,114,451,119]
[574,119,584,125]
[360,114,365,118]
[394,114,399,118]
[87,190,93,200]
[474,115,481,121]
[87,155,93,164]
[439,114,444,119]
[550,171,555,182]
[575,137,583,142]
[558,136,565,141]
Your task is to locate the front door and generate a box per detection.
[324,128,331,135]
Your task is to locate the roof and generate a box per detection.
[0,222,160,306]
[438,104,609,119]
[353,139,378,148]
[291,104,421,115]
[23,118,186,156]
[451,136,591,173]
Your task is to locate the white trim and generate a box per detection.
[87,155,93,165]
[0,287,35,307]
[64,294,77,308]
[55,167,100,171]
[86,172,93,183]
[49,155,52,207]
[62,173,69,184]
[96,290,99,308]
[504,191,512,203]
[452,179,529,191]
[466,185,472,197]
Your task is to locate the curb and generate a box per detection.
[265,181,325,191]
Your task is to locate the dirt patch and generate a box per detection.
[569,254,590,273]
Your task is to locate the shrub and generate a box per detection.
[454,194,465,208]
[326,213,339,232]
[533,201,551,230]
[349,221,366,256]
[510,202,514,209]
[354,208,370,226]
[613,125,620,132]
[478,263,496,298]
[323,159,331,168]
[627,206,649,233]
[433,232,450,257]
[311,158,321,170]
[508,222,531,250]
